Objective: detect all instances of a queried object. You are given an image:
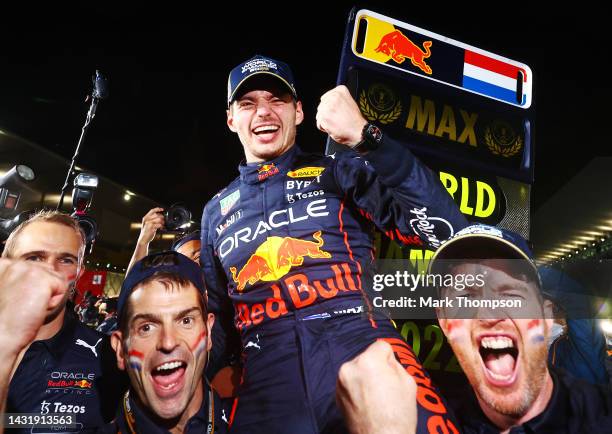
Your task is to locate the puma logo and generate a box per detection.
[244,334,261,351]
[76,338,103,357]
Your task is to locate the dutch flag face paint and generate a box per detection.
[444,319,467,343]
[526,319,545,344]
[190,332,208,358]
[128,350,144,371]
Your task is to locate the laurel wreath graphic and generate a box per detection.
[484,126,523,158]
[359,91,402,125]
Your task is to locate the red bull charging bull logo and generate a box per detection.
[230,230,331,291]
[375,30,432,75]
[257,163,280,181]
[75,380,92,389]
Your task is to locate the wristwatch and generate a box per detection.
[352,123,383,154]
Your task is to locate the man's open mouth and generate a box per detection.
[478,335,519,386]
[252,124,280,140]
[151,360,187,396]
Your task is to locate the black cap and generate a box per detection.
[227,54,297,107]
[172,230,201,251]
[429,224,541,288]
[117,251,206,320]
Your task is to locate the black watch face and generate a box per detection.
[367,124,383,143]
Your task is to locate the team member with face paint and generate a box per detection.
[1,210,127,432]
[109,251,227,433]
[430,225,612,433]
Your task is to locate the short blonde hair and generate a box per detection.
[2,210,86,267]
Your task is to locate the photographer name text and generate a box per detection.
[372,296,522,309]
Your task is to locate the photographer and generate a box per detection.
[171,231,201,265]
[127,207,165,272]
[128,208,200,272]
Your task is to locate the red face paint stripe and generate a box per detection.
[128,350,144,358]
[190,331,207,352]
[527,319,540,329]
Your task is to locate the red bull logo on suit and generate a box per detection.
[230,231,331,291]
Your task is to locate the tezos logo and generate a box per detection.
[40,400,85,414]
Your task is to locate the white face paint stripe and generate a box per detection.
[445,319,465,341]
[128,350,144,371]
[190,332,208,357]
[526,319,545,344]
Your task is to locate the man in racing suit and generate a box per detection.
[200,55,468,433]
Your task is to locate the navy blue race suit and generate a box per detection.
[7,312,127,433]
[98,381,229,434]
[201,135,468,433]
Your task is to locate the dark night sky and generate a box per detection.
[0,2,609,220]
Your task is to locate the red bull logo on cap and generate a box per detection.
[375,30,432,75]
[230,230,331,292]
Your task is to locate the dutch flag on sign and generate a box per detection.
[463,50,531,107]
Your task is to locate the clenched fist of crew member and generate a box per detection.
[0,258,69,355]
[336,340,417,434]
[0,258,69,424]
[316,85,368,147]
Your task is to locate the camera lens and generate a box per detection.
[164,205,192,232]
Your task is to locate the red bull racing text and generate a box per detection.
[235,262,361,331]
